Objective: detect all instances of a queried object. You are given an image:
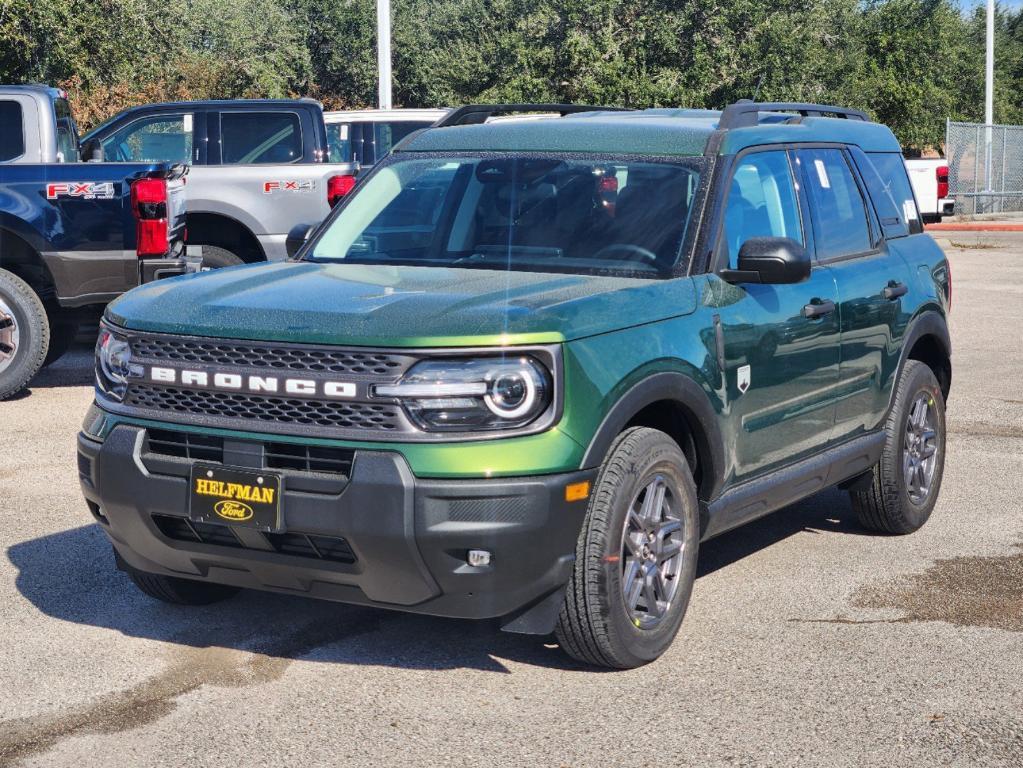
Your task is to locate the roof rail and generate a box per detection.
[434,103,630,128]
[718,100,870,130]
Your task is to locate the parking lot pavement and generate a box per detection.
[1,234,1021,768]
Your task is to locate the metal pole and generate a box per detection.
[984,0,994,196]
[377,0,393,110]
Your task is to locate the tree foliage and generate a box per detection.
[0,0,1019,149]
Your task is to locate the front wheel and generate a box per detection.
[556,427,700,669]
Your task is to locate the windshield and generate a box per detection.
[308,155,703,277]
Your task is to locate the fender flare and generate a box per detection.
[896,308,951,394]
[580,372,727,501]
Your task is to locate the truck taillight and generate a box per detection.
[936,165,949,200]
[327,174,357,208]
[130,177,169,257]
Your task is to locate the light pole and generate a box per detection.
[984,0,994,199]
[377,0,393,110]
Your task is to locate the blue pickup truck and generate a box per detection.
[0,85,190,399]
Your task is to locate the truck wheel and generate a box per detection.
[200,246,244,270]
[126,563,240,605]
[556,427,700,669]
[0,268,49,400]
[42,313,79,367]
[851,360,946,534]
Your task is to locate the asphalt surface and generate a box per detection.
[2,234,1021,767]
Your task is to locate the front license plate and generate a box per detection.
[189,464,282,531]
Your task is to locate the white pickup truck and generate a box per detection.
[905,158,954,223]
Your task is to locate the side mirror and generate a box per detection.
[81,139,104,162]
[286,223,315,258]
[721,237,811,285]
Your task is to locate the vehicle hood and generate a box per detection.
[107,261,697,347]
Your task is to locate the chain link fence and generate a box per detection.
[946,120,1023,216]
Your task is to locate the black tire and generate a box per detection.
[42,312,79,367]
[851,360,946,534]
[556,427,700,669]
[0,268,49,400]
[126,563,240,605]
[200,245,244,270]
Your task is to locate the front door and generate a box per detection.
[793,146,909,441]
[709,149,841,485]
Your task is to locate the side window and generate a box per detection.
[866,151,924,235]
[373,121,431,160]
[102,114,193,163]
[221,112,301,164]
[0,101,25,161]
[796,148,873,259]
[723,150,803,267]
[850,146,910,240]
[53,98,80,163]
[326,122,351,163]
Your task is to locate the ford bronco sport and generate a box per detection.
[78,101,952,669]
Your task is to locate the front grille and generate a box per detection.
[132,336,410,375]
[146,428,224,462]
[152,514,357,564]
[126,385,402,431]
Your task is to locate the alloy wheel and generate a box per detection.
[0,297,19,374]
[904,392,939,505]
[620,475,686,629]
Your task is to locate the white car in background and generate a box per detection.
[324,108,449,169]
[905,158,955,223]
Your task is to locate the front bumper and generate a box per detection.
[78,424,594,631]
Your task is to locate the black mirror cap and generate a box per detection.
[285,223,316,259]
[722,237,811,285]
[81,138,104,162]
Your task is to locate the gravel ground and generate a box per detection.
[1,234,1021,767]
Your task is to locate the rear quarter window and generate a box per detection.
[0,101,25,161]
[865,151,923,235]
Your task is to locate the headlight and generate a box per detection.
[376,356,552,432]
[96,325,138,401]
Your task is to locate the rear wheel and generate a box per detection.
[0,268,49,400]
[851,360,946,534]
[200,245,244,270]
[125,561,240,605]
[556,427,700,669]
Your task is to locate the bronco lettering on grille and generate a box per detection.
[144,365,357,399]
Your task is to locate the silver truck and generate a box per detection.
[81,99,355,267]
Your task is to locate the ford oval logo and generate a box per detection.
[214,500,254,522]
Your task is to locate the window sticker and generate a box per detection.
[183,114,193,133]
[814,159,831,189]
[339,124,349,140]
[903,199,918,222]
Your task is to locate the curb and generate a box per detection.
[926,222,1023,232]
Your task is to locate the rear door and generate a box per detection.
[794,146,910,441]
[710,148,841,483]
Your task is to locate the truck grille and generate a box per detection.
[125,385,403,431]
[132,336,412,375]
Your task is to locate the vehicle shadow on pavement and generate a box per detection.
[7,489,867,673]
[19,347,95,392]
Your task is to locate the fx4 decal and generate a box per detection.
[46,182,116,200]
[263,180,316,194]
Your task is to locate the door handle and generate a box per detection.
[802,299,836,319]
[883,281,908,301]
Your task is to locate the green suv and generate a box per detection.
[78,101,952,668]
